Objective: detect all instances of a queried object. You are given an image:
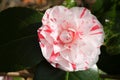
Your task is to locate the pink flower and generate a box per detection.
[37,6,104,71]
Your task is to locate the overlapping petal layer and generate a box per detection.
[37,6,104,71]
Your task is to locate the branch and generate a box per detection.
[0,70,33,79]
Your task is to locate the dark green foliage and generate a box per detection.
[95,0,120,75]
[34,60,99,80]
[33,60,66,80]
[0,7,44,72]
[97,46,120,74]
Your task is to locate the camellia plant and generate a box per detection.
[0,0,120,80]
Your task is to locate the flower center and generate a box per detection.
[59,30,74,44]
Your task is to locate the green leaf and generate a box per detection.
[63,0,77,8]
[69,66,99,80]
[34,60,99,80]
[92,0,103,13]
[92,0,115,19]
[13,77,23,80]
[0,7,44,72]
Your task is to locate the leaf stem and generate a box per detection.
[65,72,69,80]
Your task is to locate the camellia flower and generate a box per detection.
[37,6,104,71]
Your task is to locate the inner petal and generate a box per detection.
[59,30,75,44]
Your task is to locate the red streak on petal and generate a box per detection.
[77,31,83,35]
[90,25,100,31]
[90,32,103,35]
[55,63,59,68]
[85,61,88,65]
[68,45,71,48]
[45,25,51,29]
[37,29,41,32]
[40,42,45,47]
[42,19,45,22]
[80,8,87,18]
[38,33,45,39]
[53,41,59,45]
[57,36,65,45]
[46,13,49,18]
[44,25,53,33]
[84,66,88,70]
[44,29,53,33]
[76,32,81,39]
[71,63,76,70]
[54,18,57,22]
[92,18,96,23]
[63,20,66,23]
[50,18,56,22]
[64,8,68,11]
[49,51,60,62]
[50,18,54,22]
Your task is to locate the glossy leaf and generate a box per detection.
[69,66,99,80]
[34,60,99,80]
[0,7,44,72]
